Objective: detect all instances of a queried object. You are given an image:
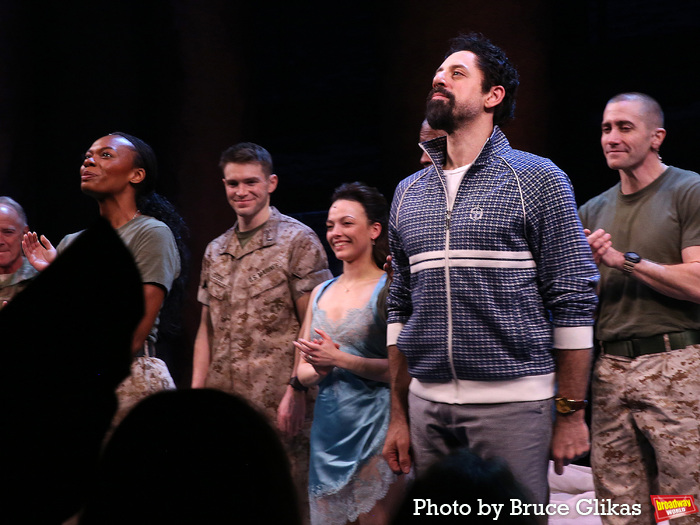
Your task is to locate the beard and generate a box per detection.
[426,86,482,134]
[425,87,456,134]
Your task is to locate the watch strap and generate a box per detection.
[288,376,308,392]
[623,252,641,274]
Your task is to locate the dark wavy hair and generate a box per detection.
[330,182,389,269]
[446,32,520,126]
[109,131,190,336]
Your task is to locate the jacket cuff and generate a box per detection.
[387,322,405,347]
[553,326,593,350]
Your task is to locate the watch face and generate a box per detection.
[624,252,641,263]
[555,398,572,414]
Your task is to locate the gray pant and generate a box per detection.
[408,391,553,505]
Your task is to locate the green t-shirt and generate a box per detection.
[579,166,700,341]
[57,215,181,343]
[235,222,266,249]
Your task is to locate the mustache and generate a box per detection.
[427,86,454,102]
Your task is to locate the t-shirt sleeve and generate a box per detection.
[679,178,700,250]
[56,231,83,255]
[132,223,181,293]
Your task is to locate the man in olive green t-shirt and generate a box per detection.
[579,92,700,525]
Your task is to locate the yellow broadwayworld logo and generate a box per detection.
[650,495,698,522]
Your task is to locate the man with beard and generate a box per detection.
[382,33,599,507]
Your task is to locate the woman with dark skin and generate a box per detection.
[23,132,187,423]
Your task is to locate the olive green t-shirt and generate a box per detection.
[579,166,700,341]
[57,215,181,343]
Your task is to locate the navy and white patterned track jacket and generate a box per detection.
[387,126,599,383]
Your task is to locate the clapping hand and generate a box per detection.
[295,328,340,372]
[22,232,56,271]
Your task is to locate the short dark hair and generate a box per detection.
[331,182,389,269]
[607,92,665,128]
[446,32,520,126]
[218,142,274,176]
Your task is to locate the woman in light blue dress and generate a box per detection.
[295,182,404,525]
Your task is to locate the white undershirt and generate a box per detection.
[443,164,471,208]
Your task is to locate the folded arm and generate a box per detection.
[586,228,700,303]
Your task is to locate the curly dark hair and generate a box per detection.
[446,32,520,126]
[109,131,190,337]
[330,182,389,269]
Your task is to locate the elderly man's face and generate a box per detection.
[0,205,27,274]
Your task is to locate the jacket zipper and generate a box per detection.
[422,142,460,383]
[441,177,459,383]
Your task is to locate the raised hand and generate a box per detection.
[22,232,57,271]
[583,228,623,269]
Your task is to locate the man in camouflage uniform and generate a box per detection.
[579,93,700,524]
[193,143,332,521]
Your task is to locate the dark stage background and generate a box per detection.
[2,0,699,385]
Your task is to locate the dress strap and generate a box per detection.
[369,273,388,324]
[313,277,339,307]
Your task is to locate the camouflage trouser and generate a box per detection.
[590,345,700,525]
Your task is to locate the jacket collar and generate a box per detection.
[420,126,510,173]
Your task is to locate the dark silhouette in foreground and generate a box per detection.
[2,217,143,524]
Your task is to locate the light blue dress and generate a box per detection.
[308,274,396,525]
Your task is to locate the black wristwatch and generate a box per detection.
[555,396,588,415]
[288,376,308,392]
[623,252,642,275]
